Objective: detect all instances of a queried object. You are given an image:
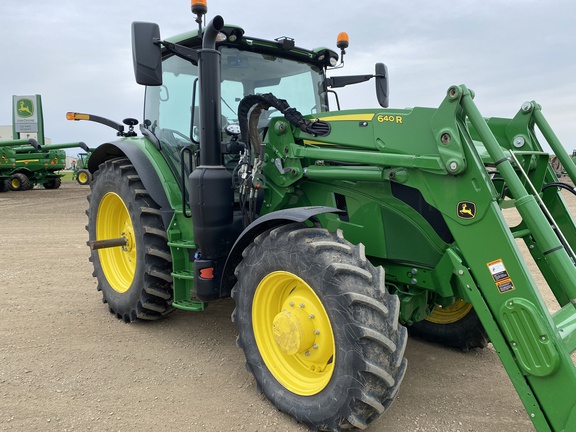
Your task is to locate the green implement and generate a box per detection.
[0,138,88,191]
[71,5,575,431]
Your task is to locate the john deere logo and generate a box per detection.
[17,99,34,118]
[457,201,476,219]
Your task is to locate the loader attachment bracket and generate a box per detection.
[429,86,468,175]
[500,298,560,377]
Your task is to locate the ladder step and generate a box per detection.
[168,240,196,249]
[172,269,195,280]
[172,299,206,311]
[553,304,576,354]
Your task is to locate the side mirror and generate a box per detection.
[132,22,162,86]
[375,63,389,108]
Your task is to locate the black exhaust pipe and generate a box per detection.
[198,15,224,166]
[189,16,235,300]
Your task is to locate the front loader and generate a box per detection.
[70,3,576,431]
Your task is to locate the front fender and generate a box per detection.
[220,206,344,296]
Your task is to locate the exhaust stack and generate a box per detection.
[189,16,235,301]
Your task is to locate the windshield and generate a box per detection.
[219,47,327,125]
[143,46,327,191]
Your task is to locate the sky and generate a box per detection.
[0,0,575,156]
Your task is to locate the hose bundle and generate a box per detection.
[237,93,331,144]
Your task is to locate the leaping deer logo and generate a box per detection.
[457,201,476,219]
[17,100,34,117]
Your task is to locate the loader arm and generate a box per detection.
[259,85,576,431]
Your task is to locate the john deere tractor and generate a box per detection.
[72,149,95,185]
[69,3,576,430]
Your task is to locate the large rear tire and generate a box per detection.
[87,158,174,322]
[232,223,407,431]
[0,180,9,192]
[408,298,489,350]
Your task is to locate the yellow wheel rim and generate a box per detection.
[426,298,473,324]
[96,192,136,293]
[11,178,20,189]
[78,172,88,184]
[252,271,335,396]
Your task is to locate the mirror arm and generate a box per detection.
[326,74,374,89]
[161,40,199,65]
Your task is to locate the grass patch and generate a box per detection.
[57,171,75,182]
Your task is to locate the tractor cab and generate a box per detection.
[133,18,388,198]
[141,30,332,188]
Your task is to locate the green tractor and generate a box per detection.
[7,141,89,190]
[70,4,576,431]
[72,149,95,185]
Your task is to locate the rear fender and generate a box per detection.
[220,206,344,296]
[88,141,172,224]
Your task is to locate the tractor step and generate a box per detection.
[172,299,206,311]
[171,270,207,311]
[167,240,196,249]
[172,269,195,280]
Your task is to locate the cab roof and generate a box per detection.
[164,24,338,69]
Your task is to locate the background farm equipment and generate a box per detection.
[68,3,576,431]
[0,138,89,191]
[0,138,38,192]
[3,94,89,191]
[72,149,95,185]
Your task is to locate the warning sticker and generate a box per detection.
[487,259,515,293]
[496,279,515,293]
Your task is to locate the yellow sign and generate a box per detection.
[16,98,34,118]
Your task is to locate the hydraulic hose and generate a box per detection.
[237,93,331,145]
[542,182,576,196]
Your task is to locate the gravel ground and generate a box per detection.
[2,181,573,431]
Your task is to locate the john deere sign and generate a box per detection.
[13,95,40,133]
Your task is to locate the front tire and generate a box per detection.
[408,298,489,350]
[77,169,92,185]
[87,158,174,322]
[232,223,407,431]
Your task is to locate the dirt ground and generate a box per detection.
[1,181,573,431]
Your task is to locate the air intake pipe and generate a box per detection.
[189,16,236,300]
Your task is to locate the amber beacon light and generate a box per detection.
[191,0,207,15]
